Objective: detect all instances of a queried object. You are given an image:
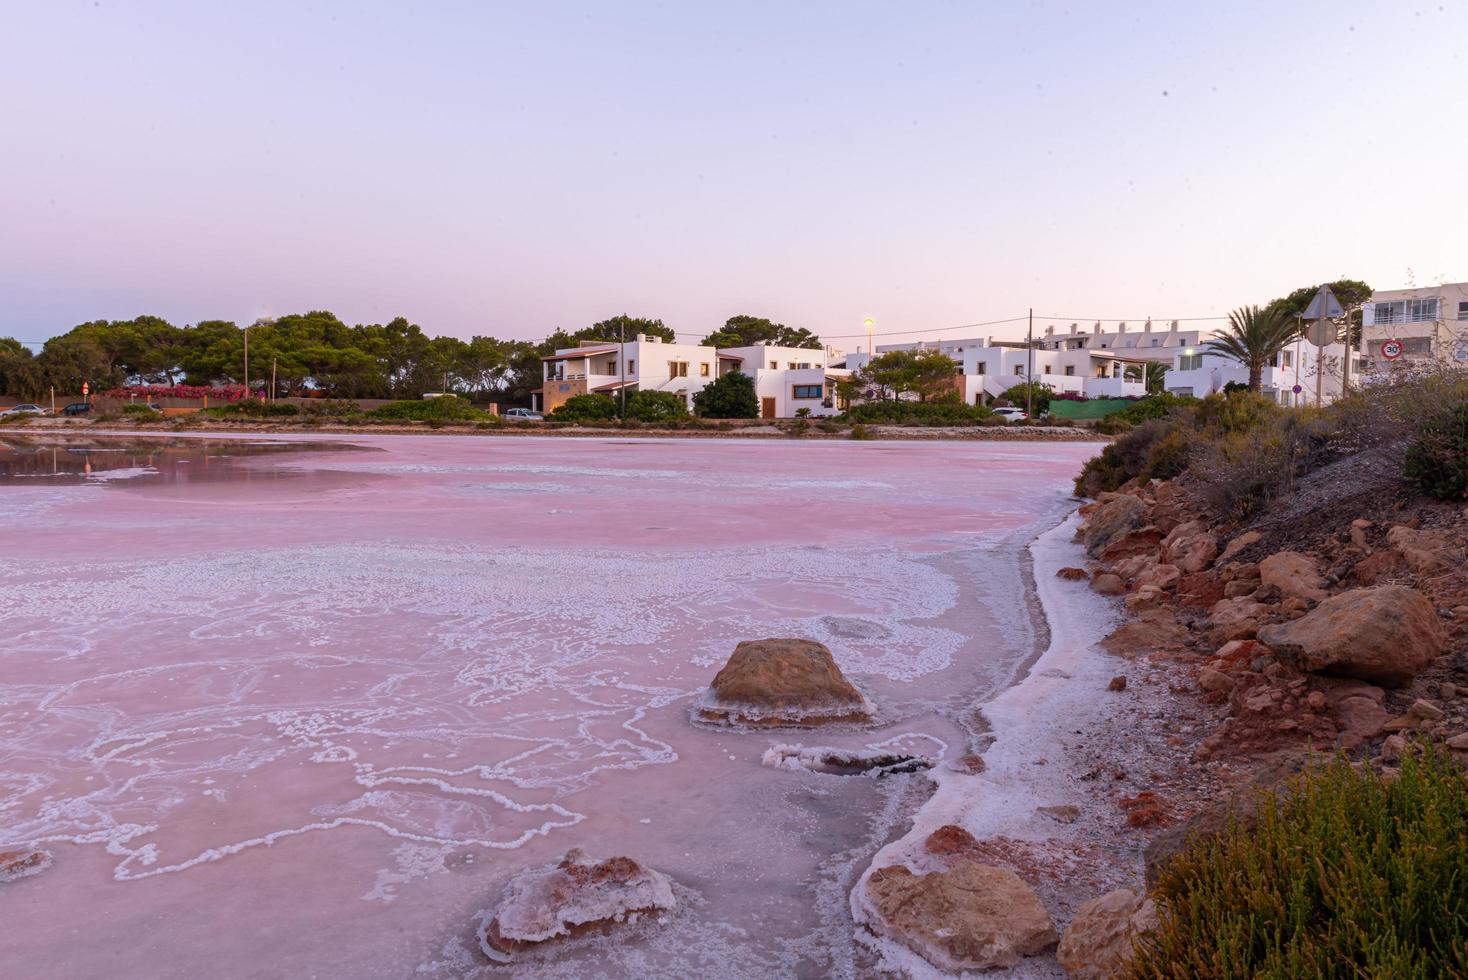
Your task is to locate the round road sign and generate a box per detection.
[1380,339,1404,360]
[1292,384,1302,394]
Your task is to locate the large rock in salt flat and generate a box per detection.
[480,849,675,961]
[1257,585,1444,687]
[1057,888,1158,980]
[0,846,52,883]
[698,638,871,726]
[863,861,1057,971]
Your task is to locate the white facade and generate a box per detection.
[538,337,847,417]
[1162,338,1345,405]
[1360,282,1468,376]
[1037,320,1206,362]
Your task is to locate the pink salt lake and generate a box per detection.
[0,433,1096,978]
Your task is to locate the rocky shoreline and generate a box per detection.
[846,461,1467,976]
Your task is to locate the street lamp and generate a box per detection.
[863,317,875,361]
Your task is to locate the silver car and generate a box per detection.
[0,403,47,418]
[503,408,544,420]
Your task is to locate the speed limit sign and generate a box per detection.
[1380,339,1404,360]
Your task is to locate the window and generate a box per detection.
[699,363,710,377]
[1178,354,1203,371]
[604,360,617,374]
[1375,299,1440,324]
[791,384,823,399]
[1401,337,1433,355]
[1459,301,1468,321]
[627,359,635,374]
[1064,366,1075,376]
[1014,365,1025,375]
[798,362,811,369]
[768,361,778,369]
[788,362,797,370]
[974,362,986,375]
[669,361,688,377]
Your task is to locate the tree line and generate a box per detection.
[0,312,821,402]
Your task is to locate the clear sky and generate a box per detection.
[2,1,1464,349]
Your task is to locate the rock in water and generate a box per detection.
[698,638,871,726]
[0,847,52,883]
[1257,585,1445,687]
[480,849,675,961]
[863,861,1057,971]
[1057,888,1158,980]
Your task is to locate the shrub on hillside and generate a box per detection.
[1135,747,1468,979]
[1073,420,1189,496]
[1190,408,1338,519]
[1113,392,1196,426]
[548,394,618,422]
[299,398,361,417]
[1191,390,1282,436]
[1405,401,1468,500]
[366,395,490,422]
[845,400,995,426]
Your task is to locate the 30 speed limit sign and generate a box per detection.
[1380,339,1404,360]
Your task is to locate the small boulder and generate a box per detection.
[1198,667,1234,694]
[1257,586,1445,687]
[1056,566,1089,582]
[1258,551,1327,603]
[1135,563,1182,591]
[863,861,1058,971]
[1108,675,1127,692]
[1037,804,1081,824]
[1167,531,1219,574]
[1386,526,1453,575]
[0,847,52,883]
[1219,530,1262,564]
[1057,888,1158,980]
[1098,527,1166,563]
[1207,596,1269,642]
[480,849,675,961]
[1084,496,1147,558]
[1090,573,1125,596]
[699,638,871,725]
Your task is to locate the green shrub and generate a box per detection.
[622,390,688,422]
[998,381,1054,415]
[122,404,162,422]
[693,370,759,419]
[845,400,994,426]
[850,422,872,440]
[1074,420,1184,496]
[299,398,361,418]
[366,395,490,422]
[203,400,300,419]
[1134,748,1468,979]
[1113,392,1197,426]
[1405,402,1468,500]
[548,393,619,422]
[1192,390,1281,437]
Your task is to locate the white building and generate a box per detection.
[536,335,848,417]
[1360,282,1468,375]
[1162,337,1345,405]
[1036,320,1207,361]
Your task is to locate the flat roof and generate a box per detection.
[541,348,618,361]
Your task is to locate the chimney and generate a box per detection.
[1093,321,1102,334]
[1069,323,1078,335]
[1143,318,1152,333]
[1045,324,1055,336]
[1118,322,1127,333]
[635,333,646,342]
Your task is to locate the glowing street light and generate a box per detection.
[863,317,875,358]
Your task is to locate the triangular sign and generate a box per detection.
[1302,285,1345,320]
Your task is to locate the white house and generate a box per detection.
[1360,282,1468,376]
[1036,320,1207,361]
[1162,337,1345,405]
[536,335,849,417]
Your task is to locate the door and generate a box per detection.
[761,397,776,419]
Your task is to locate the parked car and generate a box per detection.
[503,408,544,420]
[60,402,92,416]
[991,407,1028,423]
[0,403,47,418]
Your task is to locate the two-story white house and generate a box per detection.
[1360,282,1468,376]
[536,336,850,417]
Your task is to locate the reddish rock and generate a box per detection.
[1168,531,1219,574]
[863,861,1058,971]
[1218,530,1263,564]
[1090,573,1125,596]
[1083,495,1147,558]
[1198,666,1234,693]
[699,638,871,725]
[1351,550,1402,585]
[1257,585,1446,687]
[1098,527,1165,563]
[1057,888,1158,980]
[925,824,980,856]
[1056,566,1089,581]
[1386,525,1453,575]
[1118,791,1170,828]
[1134,563,1181,591]
[1258,551,1327,603]
[1107,675,1127,692]
[1207,596,1269,642]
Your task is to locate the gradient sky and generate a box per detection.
[2,1,1464,349]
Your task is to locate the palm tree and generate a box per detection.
[1143,361,1168,394]
[1203,305,1300,392]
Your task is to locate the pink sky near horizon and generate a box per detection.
[2,2,1464,350]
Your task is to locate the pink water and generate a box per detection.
[0,433,1096,978]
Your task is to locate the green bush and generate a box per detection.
[299,398,361,418]
[1134,748,1468,979]
[1074,420,1186,496]
[1405,402,1468,500]
[1192,390,1281,437]
[1113,392,1197,426]
[366,395,491,422]
[845,400,994,426]
[693,370,759,419]
[998,381,1054,415]
[203,400,300,418]
[850,422,872,440]
[548,393,619,422]
[622,389,688,422]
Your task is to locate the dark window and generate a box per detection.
[791,384,823,399]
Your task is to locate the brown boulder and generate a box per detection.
[1207,596,1269,642]
[1385,525,1453,575]
[699,638,870,725]
[1218,530,1262,564]
[1257,586,1445,687]
[1098,527,1165,563]
[1083,495,1147,558]
[480,849,675,960]
[1090,573,1125,596]
[1134,563,1182,591]
[1057,888,1158,980]
[1258,551,1327,603]
[1167,530,1219,574]
[1056,566,1089,581]
[863,861,1057,971]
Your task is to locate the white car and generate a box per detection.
[503,408,544,420]
[0,403,47,418]
[991,407,1028,423]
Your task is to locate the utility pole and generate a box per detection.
[1026,308,1034,418]
[243,325,250,398]
[619,318,627,417]
[271,358,278,402]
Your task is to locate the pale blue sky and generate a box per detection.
[2,1,1463,347]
